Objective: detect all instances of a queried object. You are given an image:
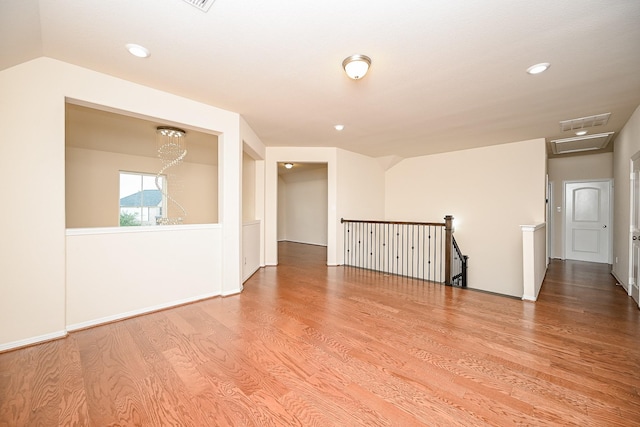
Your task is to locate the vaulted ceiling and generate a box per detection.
[2,0,639,159]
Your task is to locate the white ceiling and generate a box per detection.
[2,0,640,159]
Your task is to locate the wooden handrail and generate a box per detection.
[341,218,446,227]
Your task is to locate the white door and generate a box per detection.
[564,180,611,263]
[630,154,640,303]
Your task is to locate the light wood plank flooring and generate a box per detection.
[1,242,639,426]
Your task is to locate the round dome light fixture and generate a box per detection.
[526,62,550,75]
[342,54,371,80]
[284,163,293,169]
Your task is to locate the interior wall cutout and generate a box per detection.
[65,103,219,228]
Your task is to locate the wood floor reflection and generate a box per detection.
[1,242,639,426]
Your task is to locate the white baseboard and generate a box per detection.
[522,295,537,302]
[0,330,67,353]
[611,270,629,292]
[221,290,242,297]
[243,265,261,282]
[66,292,220,332]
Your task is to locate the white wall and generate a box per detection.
[242,151,256,222]
[612,104,640,304]
[0,57,248,350]
[242,220,261,282]
[336,148,386,264]
[241,118,266,268]
[279,166,328,246]
[0,60,67,348]
[548,152,613,259]
[385,139,547,297]
[66,225,222,329]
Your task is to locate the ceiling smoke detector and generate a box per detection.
[181,0,215,12]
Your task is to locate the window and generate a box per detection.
[119,172,166,226]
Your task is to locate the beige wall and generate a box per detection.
[66,148,218,227]
[547,153,613,259]
[613,104,640,304]
[385,139,546,297]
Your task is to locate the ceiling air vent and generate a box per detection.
[559,113,610,132]
[550,132,614,155]
[182,0,215,12]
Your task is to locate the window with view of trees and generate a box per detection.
[119,172,166,226]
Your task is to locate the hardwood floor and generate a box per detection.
[1,242,639,426]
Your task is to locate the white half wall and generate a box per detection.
[66,225,222,330]
[521,223,547,301]
[385,139,547,297]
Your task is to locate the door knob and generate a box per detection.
[603,225,607,228]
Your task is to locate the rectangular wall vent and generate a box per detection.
[550,132,614,155]
[560,113,611,132]
[182,0,215,12]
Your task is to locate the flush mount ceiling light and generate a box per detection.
[284,163,293,169]
[342,54,371,80]
[575,130,588,136]
[334,124,345,131]
[126,43,150,58]
[526,62,550,75]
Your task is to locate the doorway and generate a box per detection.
[563,180,612,263]
[277,162,328,258]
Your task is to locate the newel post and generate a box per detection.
[444,215,453,285]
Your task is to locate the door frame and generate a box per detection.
[562,178,613,263]
[628,152,640,300]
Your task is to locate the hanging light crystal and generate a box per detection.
[156,126,187,225]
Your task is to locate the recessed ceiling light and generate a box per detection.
[575,130,588,136]
[126,43,150,58]
[334,124,344,131]
[526,62,550,75]
[284,163,293,169]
